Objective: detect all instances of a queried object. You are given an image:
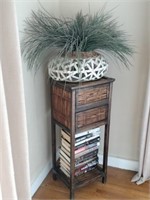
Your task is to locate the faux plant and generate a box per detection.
[22,7,134,71]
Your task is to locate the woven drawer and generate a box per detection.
[76,84,109,108]
[76,106,108,129]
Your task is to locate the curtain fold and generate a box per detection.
[131,67,150,184]
[0,0,31,199]
[132,1,150,185]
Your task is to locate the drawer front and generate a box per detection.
[76,84,109,108]
[76,106,108,129]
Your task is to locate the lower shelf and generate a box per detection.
[53,165,105,189]
[74,166,105,188]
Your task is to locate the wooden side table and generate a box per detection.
[51,77,115,199]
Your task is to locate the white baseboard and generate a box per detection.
[31,156,138,196]
[31,161,52,197]
[98,155,139,171]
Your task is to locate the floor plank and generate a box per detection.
[33,167,150,200]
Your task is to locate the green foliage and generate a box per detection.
[22,7,134,70]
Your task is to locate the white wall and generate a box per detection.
[15,0,60,195]
[59,0,149,161]
[15,0,149,195]
[148,2,150,100]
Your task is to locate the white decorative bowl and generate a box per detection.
[48,53,108,82]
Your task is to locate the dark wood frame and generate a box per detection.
[50,77,115,200]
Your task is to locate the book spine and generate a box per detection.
[75,127,101,138]
[75,130,88,138]
[75,165,96,176]
[61,138,70,152]
[75,149,98,164]
[60,149,70,162]
[60,166,70,177]
[75,133,92,143]
[75,142,99,155]
[61,146,70,157]
[75,134,100,147]
[61,129,70,143]
[60,154,70,166]
[75,144,99,159]
[75,156,98,168]
[60,160,70,171]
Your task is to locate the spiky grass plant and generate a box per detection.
[22,7,134,70]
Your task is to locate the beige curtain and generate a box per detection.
[131,67,150,184]
[131,2,150,185]
[0,0,31,199]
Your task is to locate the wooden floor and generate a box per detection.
[33,167,150,200]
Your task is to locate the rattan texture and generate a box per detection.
[48,55,108,82]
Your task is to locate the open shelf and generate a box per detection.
[54,164,105,189]
[74,166,105,188]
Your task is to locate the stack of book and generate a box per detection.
[59,127,101,177]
